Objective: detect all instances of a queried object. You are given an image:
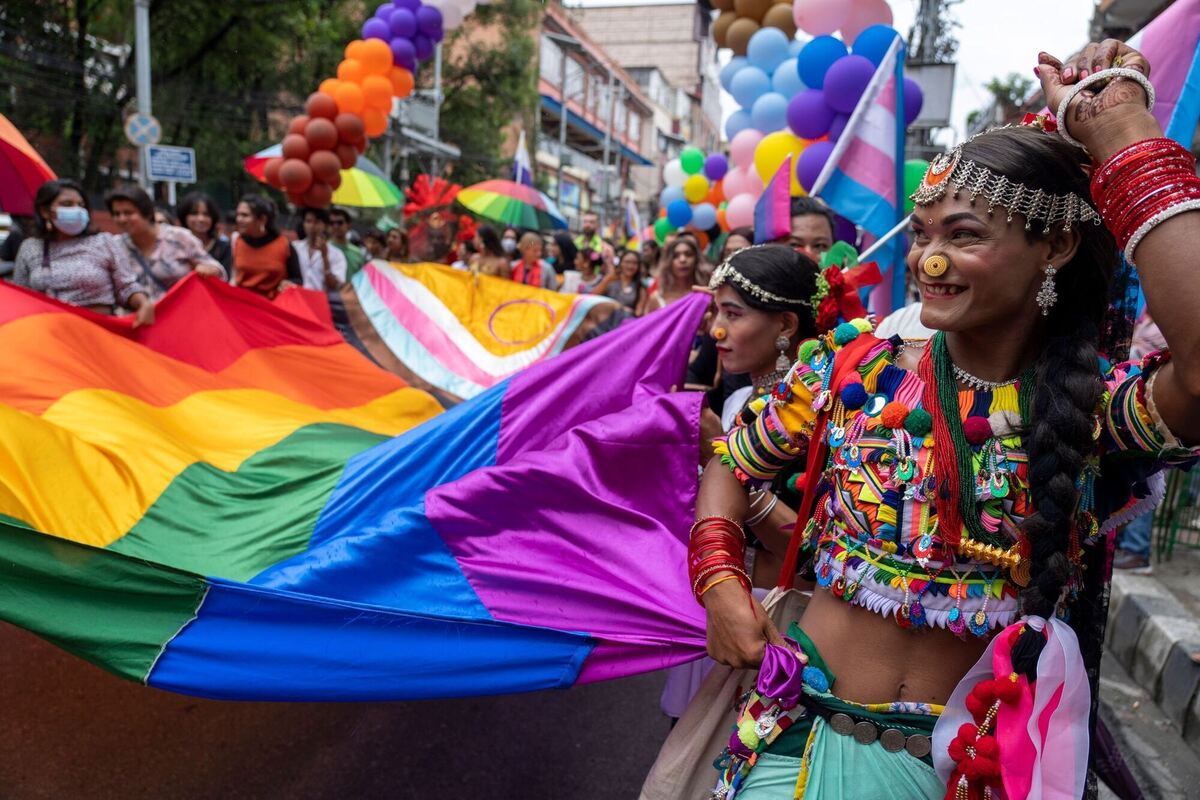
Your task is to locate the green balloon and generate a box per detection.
[903,159,930,215]
[654,216,675,244]
[680,147,705,176]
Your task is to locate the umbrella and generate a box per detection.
[242,145,404,208]
[0,113,56,215]
[457,179,568,231]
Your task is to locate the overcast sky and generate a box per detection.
[567,0,1099,143]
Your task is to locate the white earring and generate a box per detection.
[775,335,791,371]
[1036,265,1058,316]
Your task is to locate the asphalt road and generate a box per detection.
[0,623,674,799]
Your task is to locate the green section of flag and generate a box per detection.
[110,423,387,582]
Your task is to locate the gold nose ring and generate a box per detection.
[923,254,949,277]
[713,327,727,341]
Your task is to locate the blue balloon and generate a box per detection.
[751,92,789,132]
[771,57,806,98]
[660,185,686,209]
[667,199,693,228]
[729,66,771,109]
[852,25,902,67]
[789,39,804,58]
[719,56,747,93]
[691,203,717,231]
[724,109,753,140]
[797,35,848,90]
[746,28,791,75]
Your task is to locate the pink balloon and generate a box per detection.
[730,128,765,169]
[793,0,848,36]
[723,166,765,199]
[726,193,758,229]
[840,0,893,43]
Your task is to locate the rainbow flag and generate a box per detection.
[346,260,617,403]
[0,278,709,700]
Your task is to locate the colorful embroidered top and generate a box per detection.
[715,320,1198,636]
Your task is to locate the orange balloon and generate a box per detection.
[337,58,366,84]
[361,74,393,108]
[659,208,666,218]
[360,38,393,75]
[389,67,414,98]
[706,180,725,205]
[334,82,365,115]
[716,208,728,231]
[319,78,341,97]
[362,107,388,138]
[693,230,710,249]
[344,39,367,62]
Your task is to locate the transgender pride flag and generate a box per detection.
[1129,0,1200,146]
[810,36,907,314]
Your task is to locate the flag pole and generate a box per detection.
[858,215,911,262]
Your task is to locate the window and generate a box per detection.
[539,37,562,85]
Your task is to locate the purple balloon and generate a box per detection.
[389,8,416,38]
[390,36,417,71]
[703,153,728,182]
[416,5,442,37]
[903,77,924,126]
[829,112,851,141]
[363,17,391,41]
[413,33,434,61]
[787,89,836,140]
[822,55,875,114]
[796,141,836,193]
[375,2,394,20]
[392,0,420,9]
[832,213,857,246]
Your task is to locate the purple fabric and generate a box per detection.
[1137,0,1200,133]
[756,641,806,706]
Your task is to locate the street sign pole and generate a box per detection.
[134,0,152,189]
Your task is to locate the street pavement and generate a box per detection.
[0,623,672,799]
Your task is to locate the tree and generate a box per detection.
[908,0,962,63]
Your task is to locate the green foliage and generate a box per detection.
[984,73,1035,109]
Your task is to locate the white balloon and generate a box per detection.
[440,2,464,29]
[663,158,687,187]
[457,0,478,15]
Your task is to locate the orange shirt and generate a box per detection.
[233,233,292,298]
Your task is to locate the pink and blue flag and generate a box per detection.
[1129,0,1200,146]
[753,155,793,244]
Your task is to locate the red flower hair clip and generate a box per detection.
[1020,112,1058,132]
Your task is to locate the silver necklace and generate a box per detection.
[753,370,788,394]
[951,362,1018,392]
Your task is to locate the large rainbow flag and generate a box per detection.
[0,275,708,700]
[346,260,617,403]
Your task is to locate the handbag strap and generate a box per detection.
[125,239,170,294]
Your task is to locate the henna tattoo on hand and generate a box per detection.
[1071,79,1147,124]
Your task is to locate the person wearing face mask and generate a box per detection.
[500,227,518,256]
[13,178,154,326]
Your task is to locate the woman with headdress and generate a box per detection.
[690,40,1200,799]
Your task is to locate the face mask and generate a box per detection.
[501,237,516,254]
[54,206,89,236]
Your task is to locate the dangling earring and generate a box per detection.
[1036,265,1058,316]
[775,335,791,371]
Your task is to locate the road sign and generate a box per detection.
[124,113,161,146]
[146,144,196,183]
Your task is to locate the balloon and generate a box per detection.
[336,143,358,169]
[360,38,394,74]
[840,0,893,44]
[723,165,763,199]
[751,92,789,132]
[753,129,807,195]
[309,149,342,185]
[416,5,443,37]
[362,107,389,137]
[725,193,757,229]
[305,92,339,120]
[833,213,857,245]
[787,88,835,139]
[680,146,705,175]
[287,115,310,135]
[691,202,718,231]
[318,78,342,97]
[666,199,693,227]
[279,158,314,193]
[337,58,366,84]
[724,109,754,140]
[712,0,733,9]
[822,54,874,113]
[363,17,390,41]
[683,174,710,203]
[829,112,850,141]
[393,0,420,10]
[712,10,736,49]
[771,57,806,98]
[719,56,747,92]
[903,159,930,214]
[282,133,310,161]
[375,1,395,18]
[302,181,333,209]
[437,1,464,29]
[729,65,771,108]
[706,180,726,206]
[660,185,686,209]
[730,128,764,168]
[797,35,847,89]
[335,112,365,144]
[390,66,415,97]
[362,74,394,108]
[389,8,417,37]
[761,4,798,38]
[793,0,847,36]
[390,37,417,71]
[704,153,729,181]
[305,117,339,151]
[796,139,835,192]
[903,77,924,126]
[733,0,771,21]
[345,39,367,62]
[263,157,284,187]
[746,27,790,73]
[852,24,901,66]
[716,207,728,231]
[653,216,674,244]
[663,158,687,187]
[413,33,434,61]
[334,82,366,114]
[788,38,804,58]
[725,17,760,56]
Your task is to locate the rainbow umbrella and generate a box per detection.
[242,145,404,208]
[0,113,56,215]
[457,179,567,230]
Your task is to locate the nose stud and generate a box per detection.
[922,254,949,277]
[713,327,727,341]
